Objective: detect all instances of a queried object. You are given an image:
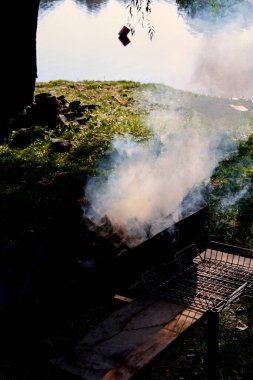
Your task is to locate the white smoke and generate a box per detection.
[220,183,250,208]
[83,86,252,246]
[178,0,253,99]
[188,25,253,99]
[84,129,215,245]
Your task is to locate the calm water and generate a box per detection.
[37,0,253,99]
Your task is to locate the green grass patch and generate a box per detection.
[1,80,252,249]
[207,122,253,248]
[0,80,151,245]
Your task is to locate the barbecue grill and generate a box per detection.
[80,203,208,293]
[53,205,253,380]
[81,201,252,314]
[142,241,253,313]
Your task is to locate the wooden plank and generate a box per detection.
[203,249,253,268]
[51,298,201,380]
[51,246,253,379]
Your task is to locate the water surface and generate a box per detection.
[37,0,253,98]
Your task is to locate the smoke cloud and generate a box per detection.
[180,0,253,99]
[83,86,252,247]
[188,25,253,99]
[220,183,250,208]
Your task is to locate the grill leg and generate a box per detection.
[207,311,219,380]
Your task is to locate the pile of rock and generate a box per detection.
[4,93,96,149]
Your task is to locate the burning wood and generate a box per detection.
[80,194,208,262]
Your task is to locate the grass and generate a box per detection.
[207,130,253,248]
[0,80,252,379]
[0,80,151,246]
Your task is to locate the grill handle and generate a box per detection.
[212,282,248,313]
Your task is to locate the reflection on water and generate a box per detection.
[75,0,109,13]
[39,0,129,14]
[179,0,253,34]
[37,0,253,99]
[39,0,63,13]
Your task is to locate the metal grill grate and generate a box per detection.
[142,242,253,313]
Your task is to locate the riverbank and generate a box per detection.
[0,80,252,379]
[1,80,252,248]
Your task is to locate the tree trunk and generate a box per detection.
[3,1,40,126]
